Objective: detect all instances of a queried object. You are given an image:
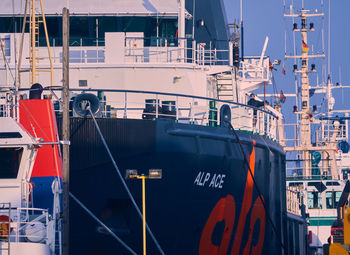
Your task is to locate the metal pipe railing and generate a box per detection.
[1,88,279,140]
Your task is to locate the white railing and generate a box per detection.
[239,57,270,82]
[286,188,302,216]
[317,121,348,143]
[286,172,334,180]
[123,37,230,65]
[282,121,348,146]
[0,89,279,141]
[59,89,279,140]
[0,206,51,244]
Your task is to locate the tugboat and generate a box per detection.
[0,112,61,254]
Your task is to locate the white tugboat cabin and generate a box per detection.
[0,117,58,255]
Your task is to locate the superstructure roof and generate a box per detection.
[0,0,185,17]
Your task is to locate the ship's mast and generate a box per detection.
[18,0,53,87]
[283,8,340,178]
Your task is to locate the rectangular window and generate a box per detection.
[86,50,105,63]
[60,50,85,63]
[0,132,22,138]
[326,191,342,209]
[308,191,322,209]
[78,80,87,87]
[326,191,333,209]
[0,147,23,178]
[1,16,179,48]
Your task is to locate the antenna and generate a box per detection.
[240,0,244,60]
[284,7,329,177]
[327,0,331,76]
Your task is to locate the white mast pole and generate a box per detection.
[328,0,331,76]
[240,0,242,23]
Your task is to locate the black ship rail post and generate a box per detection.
[283,7,332,178]
[126,169,163,255]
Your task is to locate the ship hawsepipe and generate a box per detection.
[57,116,287,255]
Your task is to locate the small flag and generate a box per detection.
[282,63,286,75]
[269,60,276,70]
[302,41,309,53]
[280,90,286,103]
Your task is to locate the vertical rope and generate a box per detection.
[88,107,165,255]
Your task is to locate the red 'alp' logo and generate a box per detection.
[199,140,266,255]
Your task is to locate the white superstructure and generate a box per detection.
[0,117,59,255]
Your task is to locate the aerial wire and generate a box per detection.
[327,0,331,77]
[321,0,326,83]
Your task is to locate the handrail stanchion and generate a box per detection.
[165,39,168,63]
[207,101,210,126]
[201,45,203,65]
[176,96,179,121]
[192,40,196,64]
[184,38,187,63]
[124,92,127,119]
[258,111,261,134]
[214,48,217,65]
[209,41,212,66]
[156,94,159,118]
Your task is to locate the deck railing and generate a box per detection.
[0,89,279,141]
[282,121,348,146]
[286,173,335,181]
[57,88,278,140]
[286,188,302,216]
[0,206,51,244]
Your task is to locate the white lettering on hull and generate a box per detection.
[194,171,226,189]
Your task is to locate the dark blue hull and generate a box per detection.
[59,118,287,255]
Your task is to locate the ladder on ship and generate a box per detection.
[18,0,53,88]
[216,72,235,101]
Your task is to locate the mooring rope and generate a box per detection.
[70,192,137,255]
[226,121,286,252]
[88,107,165,255]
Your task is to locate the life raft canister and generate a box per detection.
[0,215,13,239]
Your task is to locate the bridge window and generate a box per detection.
[326,191,342,209]
[0,132,22,138]
[307,191,322,209]
[0,147,23,178]
[0,16,178,47]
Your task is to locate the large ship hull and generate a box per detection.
[59,117,287,255]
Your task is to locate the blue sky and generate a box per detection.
[223,0,350,115]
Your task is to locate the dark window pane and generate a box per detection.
[0,147,23,178]
[0,132,22,138]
